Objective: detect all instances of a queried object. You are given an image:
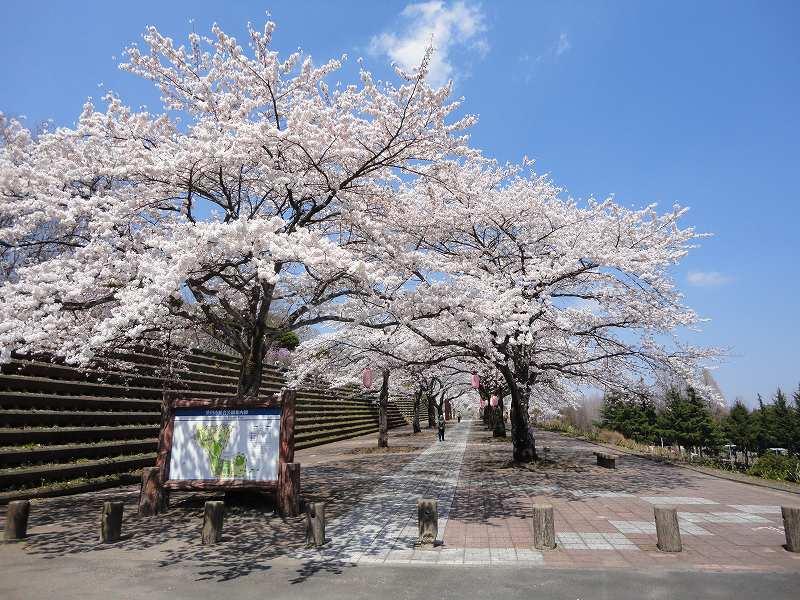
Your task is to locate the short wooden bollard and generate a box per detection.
[532,504,556,550]
[417,498,438,545]
[3,500,30,541]
[306,502,326,547]
[654,506,682,552]
[201,501,224,545]
[278,462,301,517]
[100,501,124,543]
[782,506,800,552]
[138,467,166,516]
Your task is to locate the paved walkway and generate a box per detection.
[2,419,800,577]
[440,426,800,571]
[289,420,486,565]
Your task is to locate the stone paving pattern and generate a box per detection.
[2,419,800,575]
[440,423,800,570]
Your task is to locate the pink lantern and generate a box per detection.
[362,367,374,389]
[490,395,498,408]
[471,372,480,389]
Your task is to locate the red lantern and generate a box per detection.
[471,372,480,389]
[362,368,374,389]
[490,395,498,408]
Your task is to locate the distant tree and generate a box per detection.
[656,387,723,455]
[772,388,793,452]
[724,400,754,467]
[598,391,656,443]
[753,394,775,453]
[793,385,800,456]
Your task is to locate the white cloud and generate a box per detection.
[369,1,488,87]
[687,271,733,287]
[555,32,571,56]
[517,31,571,84]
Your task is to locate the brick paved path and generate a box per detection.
[440,425,800,571]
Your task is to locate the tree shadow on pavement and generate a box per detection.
[448,427,699,528]
[5,451,422,583]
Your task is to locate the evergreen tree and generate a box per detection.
[598,392,656,442]
[792,384,800,455]
[753,394,773,453]
[723,400,753,467]
[599,392,625,431]
[772,388,792,451]
[656,387,723,455]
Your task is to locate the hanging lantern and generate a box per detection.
[490,395,498,408]
[362,367,374,389]
[471,372,480,389]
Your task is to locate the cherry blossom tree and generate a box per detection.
[0,20,477,398]
[373,163,720,461]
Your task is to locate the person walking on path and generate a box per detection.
[438,414,446,441]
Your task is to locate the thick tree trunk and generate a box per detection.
[236,281,276,399]
[378,369,389,448]
[502,368,536,462]
[493,394,506,437]
[412,389,421,433]
[427,394,436,428]
[237,336,265,398]
[436,392,445,421]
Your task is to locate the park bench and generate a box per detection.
[595,452,617,469]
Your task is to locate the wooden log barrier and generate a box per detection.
[417,498,438,545]
[595,452,617,469]
[138,467,166,517]
[306,502,326,548]
[201,501,224,545]
[532,504,556,550]
[654,506,682,552]
[3,500,30,541]
[278,462,301,517]
[100,501,124,543]
[782,506,800,552]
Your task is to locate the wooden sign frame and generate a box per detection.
[155,389,296,493]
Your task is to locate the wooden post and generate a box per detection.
[278,462,301,517]
[306,502,326,547]
[654,506,682,552]
[532,504,556,549]
[100,501,124,543]
[3,500,30,541]
[417,498,438,545]
[154,390,174,513]
[782,506,800,552]
[201,501,224,545]
[138,467,165,516]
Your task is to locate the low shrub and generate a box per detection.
[598,429,626,445]
[747,454,800,483]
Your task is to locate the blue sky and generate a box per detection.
[1,1,798,406]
